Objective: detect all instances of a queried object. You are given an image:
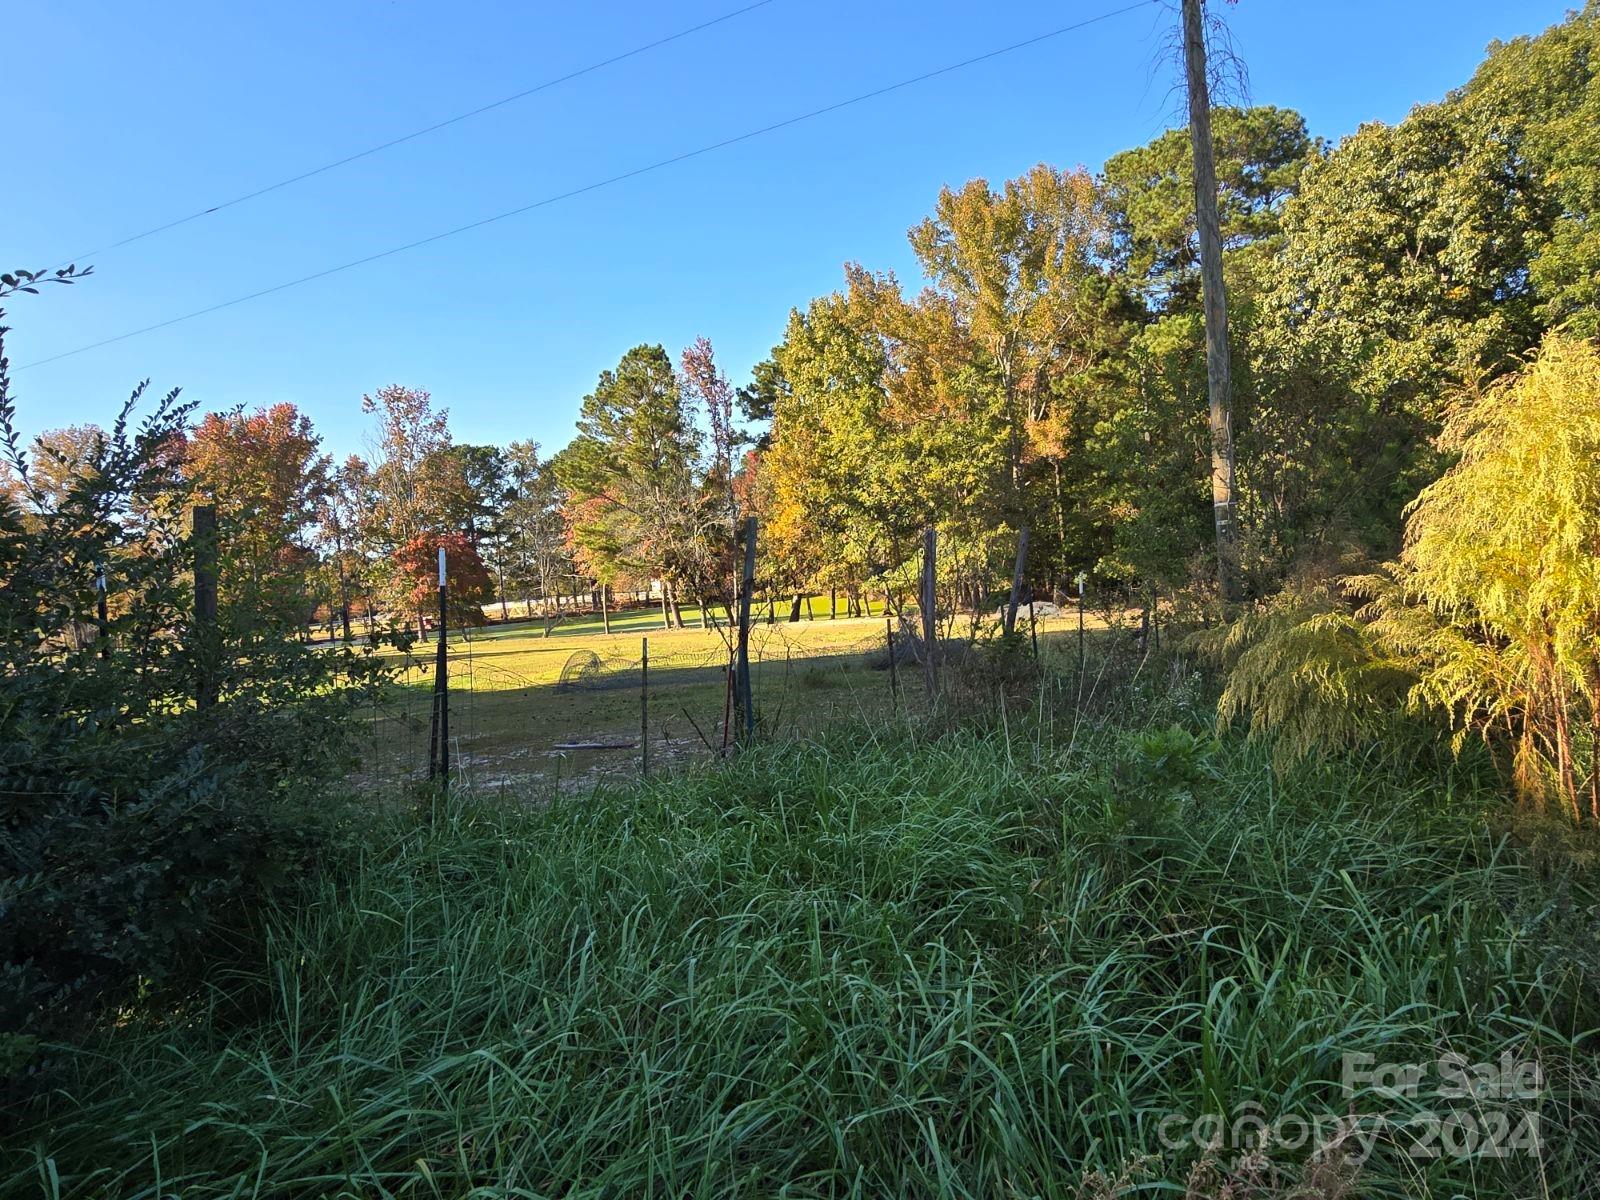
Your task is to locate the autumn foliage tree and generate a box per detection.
[392,530,493,637]
[187,403,330,627]
[910,162,1130,578]
[358,385,475,633]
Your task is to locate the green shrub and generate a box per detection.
[0,285,384,1057]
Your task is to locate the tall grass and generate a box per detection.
[5,717,1597,1198]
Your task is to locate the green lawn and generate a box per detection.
[361,603,1104,793]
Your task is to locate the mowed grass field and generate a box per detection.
[360,598,1105,794]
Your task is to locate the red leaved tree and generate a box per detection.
[392,530,493,640]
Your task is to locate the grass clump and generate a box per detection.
[4,724,1597,1197]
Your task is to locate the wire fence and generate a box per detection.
[351,563,1165,801]
[354,615,901,798]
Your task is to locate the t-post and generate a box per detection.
[429,547,450,787]
[95,562,110,660]
[736,518,757,741]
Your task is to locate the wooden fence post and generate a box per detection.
[1076,570,1088,676]
[191,504,219,710]
[921,526,938,695]
[1004,525,1029,636]
[885,616,899,713]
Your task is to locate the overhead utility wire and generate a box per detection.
[47,0,782,268]
[20,1,1156,371]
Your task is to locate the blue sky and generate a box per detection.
[7,0,1574,459]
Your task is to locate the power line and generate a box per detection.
[20,0,1157,372]
[47,0,782,269]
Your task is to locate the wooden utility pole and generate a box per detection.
[191,504,219,710]
[1182,0,1242,602]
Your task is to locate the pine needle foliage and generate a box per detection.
[1390,332,1600,820]
[1195,576,1414,768]
[1208,334,1600,820]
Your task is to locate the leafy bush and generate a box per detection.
[0,280,385,1059]
[1201,335,1600,821]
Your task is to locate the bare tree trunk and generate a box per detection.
[789,593,803,623]
[1182,0,1241,602]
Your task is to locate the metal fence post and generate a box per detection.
[96,561,110,661]
[737,517,757,741]
[430,548,449,787]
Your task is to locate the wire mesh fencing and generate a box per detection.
[353,616,900,798]
[350,591,1157,800]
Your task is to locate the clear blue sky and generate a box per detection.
[7,0,1574,460]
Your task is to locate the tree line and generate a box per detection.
[17,7,1594,645]
[7,3,1597,821]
